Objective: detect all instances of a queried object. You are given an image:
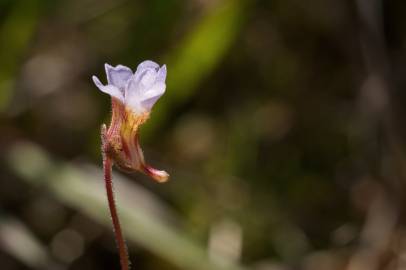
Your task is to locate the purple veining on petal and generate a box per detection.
[105,64,133,93]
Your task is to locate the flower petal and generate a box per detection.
[156,64,166,83]
[142,82,166,99]
[125,70,157,105]
[140,82,166,111]
[136,60,159,72]
[105,63,133,91]
[124,61,167,113]
[124,76,143,112]
[92,75,124,102]
[139,69,158,89]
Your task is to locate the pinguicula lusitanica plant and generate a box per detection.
[93,61,169,270]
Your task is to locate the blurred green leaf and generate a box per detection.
[7,142,248,270]
[145,0,247,135]
[0,0,43,111]
[0,215,60,270]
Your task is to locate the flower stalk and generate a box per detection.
[102,124,129,270]
[103,152,130,270]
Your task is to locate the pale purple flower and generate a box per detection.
[94,60,169,183]
[92,60,167,113]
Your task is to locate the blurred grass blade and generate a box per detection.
[7,142,248,270]
[145,0,247,135]
[0,0,43,111]
[0,216,61,270]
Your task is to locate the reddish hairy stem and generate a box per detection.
[103,152,130,270]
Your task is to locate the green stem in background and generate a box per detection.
[102,128,130,270]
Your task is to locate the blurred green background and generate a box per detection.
[1,0,406,269]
